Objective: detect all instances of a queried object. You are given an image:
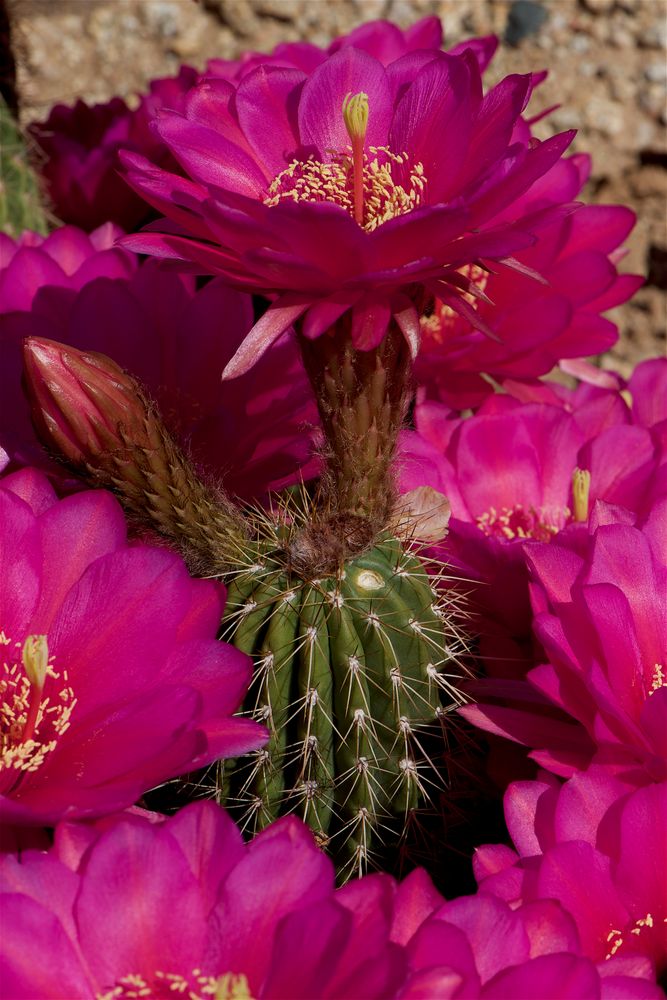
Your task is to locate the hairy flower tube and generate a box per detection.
[0,468,264,826]
[121,44,576,377]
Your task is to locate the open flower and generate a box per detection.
[408,392,660,677]
[474,770,667,986]
[462,518,667,781]
[0,468,264,826]
[208,16,497,81]
[0,223,135,314]
[0,224,316,501]
[121,45,575,376]
[415,156,643,409]
[0,801,409,998]
[401,891,661,999]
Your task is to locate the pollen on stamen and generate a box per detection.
[476,503,567,542]
[264,145,426,232]
[1,632,76,780]
[649,663,664,695]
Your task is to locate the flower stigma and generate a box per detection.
[343,91,369,225]
[572,467,591,523]
[265,92,426,231]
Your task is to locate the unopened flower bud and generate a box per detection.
[23,337,151,468]
[23,337,248,577]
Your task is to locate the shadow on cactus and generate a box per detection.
[22,307,471,878]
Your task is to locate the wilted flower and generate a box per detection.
[122,43,576,376]
[0,468,264,826]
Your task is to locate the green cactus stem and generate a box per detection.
[0,96,49,237]
[219,498,468,878]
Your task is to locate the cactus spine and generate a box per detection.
[220,510,465,876]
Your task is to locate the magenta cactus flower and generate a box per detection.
[475,770,667,987]
[27,66,199,232]
[401,891,662,999]
[463,518,667,781]
[0,801,409,998]
[408,394,660,677]
[416,157,643,408]
[121,44,576,376]
[3,793,659,999]
[0,223,135,313]
[0,225,316,500]
[0,468,264,826]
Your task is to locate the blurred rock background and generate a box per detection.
[3,0,666,372]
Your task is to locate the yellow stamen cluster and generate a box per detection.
[98,971,254,1000]
[650,662,665,695]
[476,504,568,543]
[605,913,664,959]
[420,264,490,344]
[0,631,76,780]
[265,146,426,232]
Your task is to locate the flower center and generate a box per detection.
[98,972,254,999]
[264,91,426,231]
[0,631,76,793]
[476,504,568,543]
[475,469,592,543]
